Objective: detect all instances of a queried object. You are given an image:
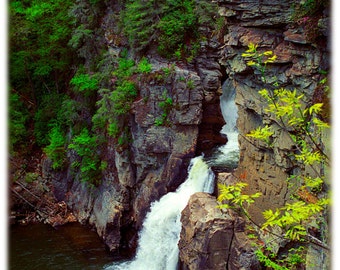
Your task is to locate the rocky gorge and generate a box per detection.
[10,0,330,269]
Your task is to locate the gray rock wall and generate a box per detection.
[179,0,330,269]
[217,0,330,223]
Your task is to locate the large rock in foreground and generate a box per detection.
[179,192,260,270]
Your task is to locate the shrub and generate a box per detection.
[122,0,219,58]
[137,57,152,74]
[25,172,39,183]
[44,125,66,169]
[108,121,120,138]
[113,56,135,79]
[68,128,101,185]
[154,93,173,126]
[111,80,138,115]
[92,52,138,144]
[70,72,99,96]
[34,92,66,146]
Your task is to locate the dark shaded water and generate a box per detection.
[10,223,115,270]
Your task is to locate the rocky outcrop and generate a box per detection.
[179,192,260,270]
[195,52,227,153]
[217,0,330,223]
[178,1,330,269]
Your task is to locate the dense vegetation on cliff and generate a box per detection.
[9,0,220,185]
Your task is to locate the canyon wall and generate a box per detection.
[217,0,330,222]
[179,0,330,269]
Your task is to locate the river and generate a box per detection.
[10,222,115,270]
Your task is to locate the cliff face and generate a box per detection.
[217,0,330,222]
[178,0,330,269]
[43,9,227,252]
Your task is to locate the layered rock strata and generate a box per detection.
[179,0,330,269]
[217,0,330,223]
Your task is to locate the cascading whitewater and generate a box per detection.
[205,81,240,170]
[104,156,215,270]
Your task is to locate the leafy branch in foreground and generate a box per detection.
[217,182,261,218]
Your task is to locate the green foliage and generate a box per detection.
[289,0,329,42]
[154,92,173,126]
[10,0,75,93]
[246,125,274,145]
[217,182,261,217]
[255,248,289,270]
[92,52,138,145]
[242,43,277,82]
[262,199,329,241]
[122,0,158,52]
[113,56,136,79]
[58,98,83,128]
[291,0,329,20]
[154,113,168,126]
[33,93,67,146]
[159,97,173,110]
[156,0,197,57]
[122,0,219,58]
[254,245,305,270]
[68,25,93,50]
[9,93,29,152]
[24,172,39,183]
[92,88,112,131]
[68,128,101,185]
[162,64,176,78]
[108,121,120,138]
[44,125,66,169]
[186,79,195,90]
[137,57,152,74]
[9,0,79,153]
[256,87,329,167]
[70,72,99,96]
[68,0,105,64]
[111,80,138,115]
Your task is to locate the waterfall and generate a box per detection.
[205,81,240,170]
[104,81,240,270]
[104,156,215,270]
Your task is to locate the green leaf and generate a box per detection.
[246,125,274,144]
[309,103,323,115]
[313,117,330,128]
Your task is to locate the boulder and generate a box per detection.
[179,192,260,270]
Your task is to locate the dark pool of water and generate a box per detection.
[9,222,115,270]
